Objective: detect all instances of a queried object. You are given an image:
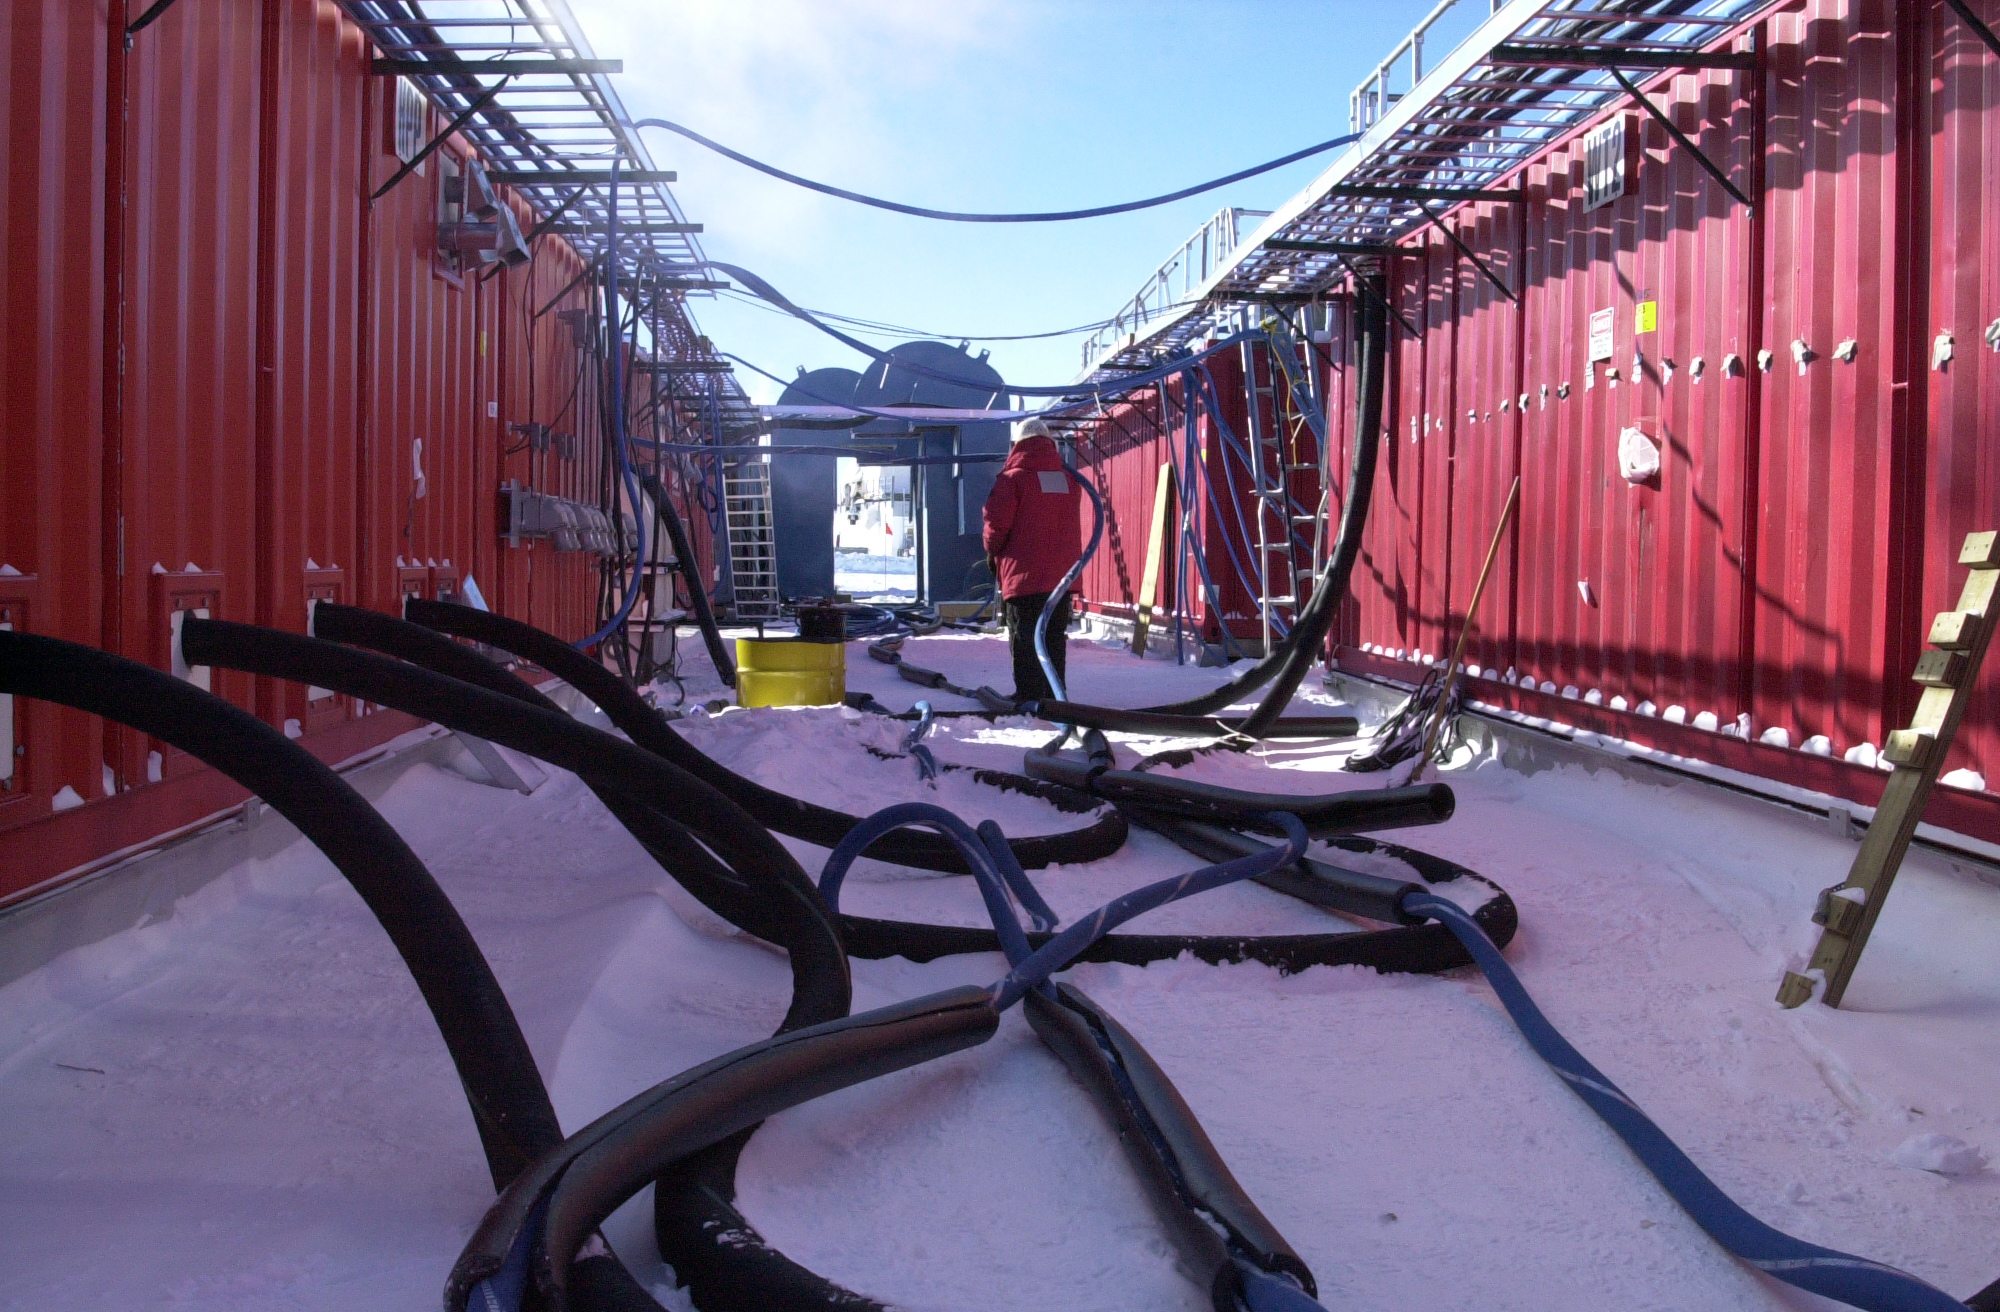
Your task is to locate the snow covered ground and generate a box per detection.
[834,552,917,601]
[7,628,2000,1311]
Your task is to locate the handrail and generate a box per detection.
[1080,206,1269,373]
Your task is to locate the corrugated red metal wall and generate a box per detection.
[1076,0,2000,843]
[0,0,709,900]
[0,0,107,835]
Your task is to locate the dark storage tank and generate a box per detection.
[771,366,862,600]
[850,341,1009,602]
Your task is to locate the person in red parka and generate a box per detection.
[981,418,1083,703]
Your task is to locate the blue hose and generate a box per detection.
[819,803,1047,978]
[991,813,1308,1011]
[1402,891,1967,1312]
[1189,366,1291,641]
[900,701,940,784]
[1032,459,1106,706]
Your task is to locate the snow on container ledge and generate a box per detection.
[735,637,847,708]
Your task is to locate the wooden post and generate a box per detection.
[1131,463,1176,655]
[1778,530,2000,1009]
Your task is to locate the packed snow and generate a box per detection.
[834,552,918,601]
[6,626,2000,1311]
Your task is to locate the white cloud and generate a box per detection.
[577,0,1020,250]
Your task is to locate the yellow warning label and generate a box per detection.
[1634,301,1658,335]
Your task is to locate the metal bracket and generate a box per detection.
[1333,254,1420,338]
[125,0,186,38]
[1414,200,1515,303]
[1609,68,1752,208]
[1490,44,1755,71]
[1328,184,1524,203]
[1944,0,2000,60]
[481,184,590,284]
[371,77,513,203]
[371,58,621,76]
[1266,238,1392,257]
[1779,530,2000,1008]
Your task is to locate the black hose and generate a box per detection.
[1025,983,1315,1312]
[1135,267,1389,725]
[0,631,560,1190]
[177,617,856,1026]
[305,602,849,1032]
[186,611,866,1311]
[1021,749,1452,836]
[446,986,1001,1312]
[998,690,1360,741]
[838,833,1516,978]
[402,600,1129,874]
[636,467,735,687]
[1136,817,1426,926]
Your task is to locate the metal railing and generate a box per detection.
[1349,0,1506,133]
[1080,207,1270,373]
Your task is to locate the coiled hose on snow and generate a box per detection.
[400,599,1129,874]
[373,604,1516,976]
[206,608,1517,1310]
[997,268,1388,740]
[0,630,560,1191]
[456,811,1328,1312]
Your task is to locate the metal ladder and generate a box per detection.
[721,453,781,622]
[1239,322,1324,654]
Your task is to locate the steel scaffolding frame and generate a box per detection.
[1076,0,1787,385]
[338,0,757,432]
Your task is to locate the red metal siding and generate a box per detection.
[262,0,364,732]
[115,0,264,783]
[1752,4,1904,754]
[0,0,634,896]
[1307,0,2000,841]
[1923,0,2000,785]
[0,0,107,825]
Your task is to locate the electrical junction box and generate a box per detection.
[149,568,225,787]
[501,481,628,554]
[0,618,12,785]
[0,576,43,808]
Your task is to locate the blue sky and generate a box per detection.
[569,1,1487,402]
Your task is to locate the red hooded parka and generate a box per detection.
[981,434,1083,599]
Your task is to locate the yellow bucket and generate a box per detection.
[735,637,846,708]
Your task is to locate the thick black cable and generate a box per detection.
[1025,983,1315,1312]
[401,600,1129,873]
[180,614,873,1308]
[635,467,736,687]
[1020,744,1455,836]
[175,618,847,984]
[1140,267,1388,723]
[447,987,1000,1312]
[0,631,559,1190]
[631,117,1357,223]
[305,602,849,1029]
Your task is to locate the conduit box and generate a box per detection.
[0,578,41,801]
[0,618,13,785]
[148,570,224,787]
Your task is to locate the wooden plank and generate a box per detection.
[1130,464,1176,655]
[1779,531,2000,1008]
